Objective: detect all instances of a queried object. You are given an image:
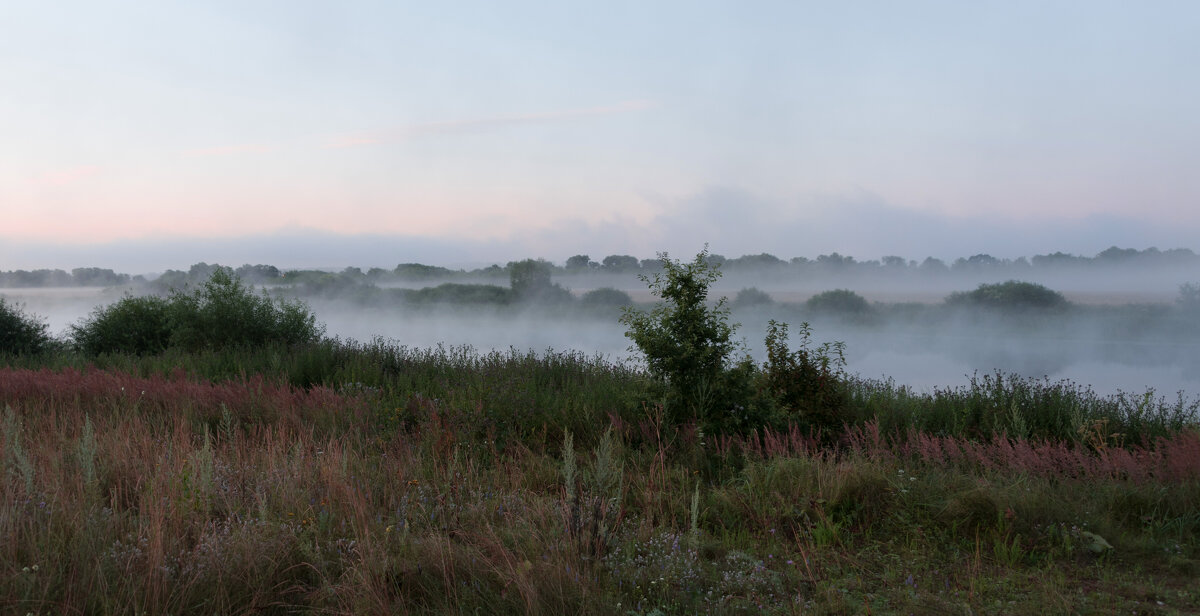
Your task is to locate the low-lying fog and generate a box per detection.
[5,265,1199,400]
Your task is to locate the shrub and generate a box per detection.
[168,268,323,351]
[72,294,173,355]
[401,283,512,305]
[761,320,849,433]
[579,287,633,307]
[946,280,1068,311]
[72,268,324,355]
[806,289,870,315]
[0,298,52,355]
[620,249,750,427]
[732,287,773,308]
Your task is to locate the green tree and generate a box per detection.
[620,249,745,424]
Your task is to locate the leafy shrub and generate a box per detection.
[806,289,870,315]
[579,287,633,307]
[732,287,773,308]
[0,298,52,355]
[169,269,323,351]
[946,280,1068,311]
[72,294,173,355]
[620,249,750,427]
[761,320,849,433]
[72,268,323,355]
[401,283,512,305]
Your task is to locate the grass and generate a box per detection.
[1,341,1198,614]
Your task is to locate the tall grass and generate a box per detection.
[1,343,1198,614]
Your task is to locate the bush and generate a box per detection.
[946,280,1068,311]
[72,268,324,355]
[761,320,849,433]
[806,289,870,314]
[72,294,173,355]
[579,287,634,307]
[732,287,773,308]
[401,283,512,305]
[620,249,749,426]
[0,298,52,355]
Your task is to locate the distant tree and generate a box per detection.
[565,255,594,271]
[881,255,907,269]
[953,254,1001,271]
[1032,252,1086,268]
[235,264,282,281]
[72,267,129,287]
[601,255,640,273]
[640,258,665,271]
[816,253,855,268]
[1178,283,1200,313]
[509,259,553,295]
[919,257,949,273]
[394,263,455,279]
[727,253,784,270]
[1096,246,1139,262]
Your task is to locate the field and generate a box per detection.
[2,340,1199,615]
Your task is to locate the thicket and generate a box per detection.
[0,298,53,355]
[71,268,323,355]
[947,280,1069,311]
[805,288,871,315]
[620,250,852,436]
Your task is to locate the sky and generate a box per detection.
[3,1,1199,272]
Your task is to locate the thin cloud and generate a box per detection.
[183,143,275,157]
[324,99,657,149]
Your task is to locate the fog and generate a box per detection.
[4,259,1198,401]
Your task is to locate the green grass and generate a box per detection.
[1,341,1197,614]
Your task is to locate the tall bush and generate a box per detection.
[0,298,52,355]
[620,249,749,425]
[72,294,173,355]
[72,268,323,355]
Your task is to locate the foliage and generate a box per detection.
[620,249,747,426]
[399,283,512,305]
[0,299,52,355]
[1179,282,1200,313]
[732,287,773,308]
[510,259,573,304]
[579,287,634,308]
[806,289,870,315]
[946,280,1068,311]
[72,295,173,356]
[72,268,323,355]
[761,320,849,433]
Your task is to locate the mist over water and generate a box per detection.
[4,261,1198,400]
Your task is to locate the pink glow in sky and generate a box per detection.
[3,1,1199,269]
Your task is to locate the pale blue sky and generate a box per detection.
[3,1,1199,270]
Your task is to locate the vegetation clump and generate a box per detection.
[0,298,53,355]
[72,268,322,355]
[619,249,752,428]
[806,289,871,315]
[946,280,1068,311]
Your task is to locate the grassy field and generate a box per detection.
[1,341,1198,615]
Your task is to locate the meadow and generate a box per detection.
[1,257,1199,615]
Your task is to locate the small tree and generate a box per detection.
[620,249,744,424]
